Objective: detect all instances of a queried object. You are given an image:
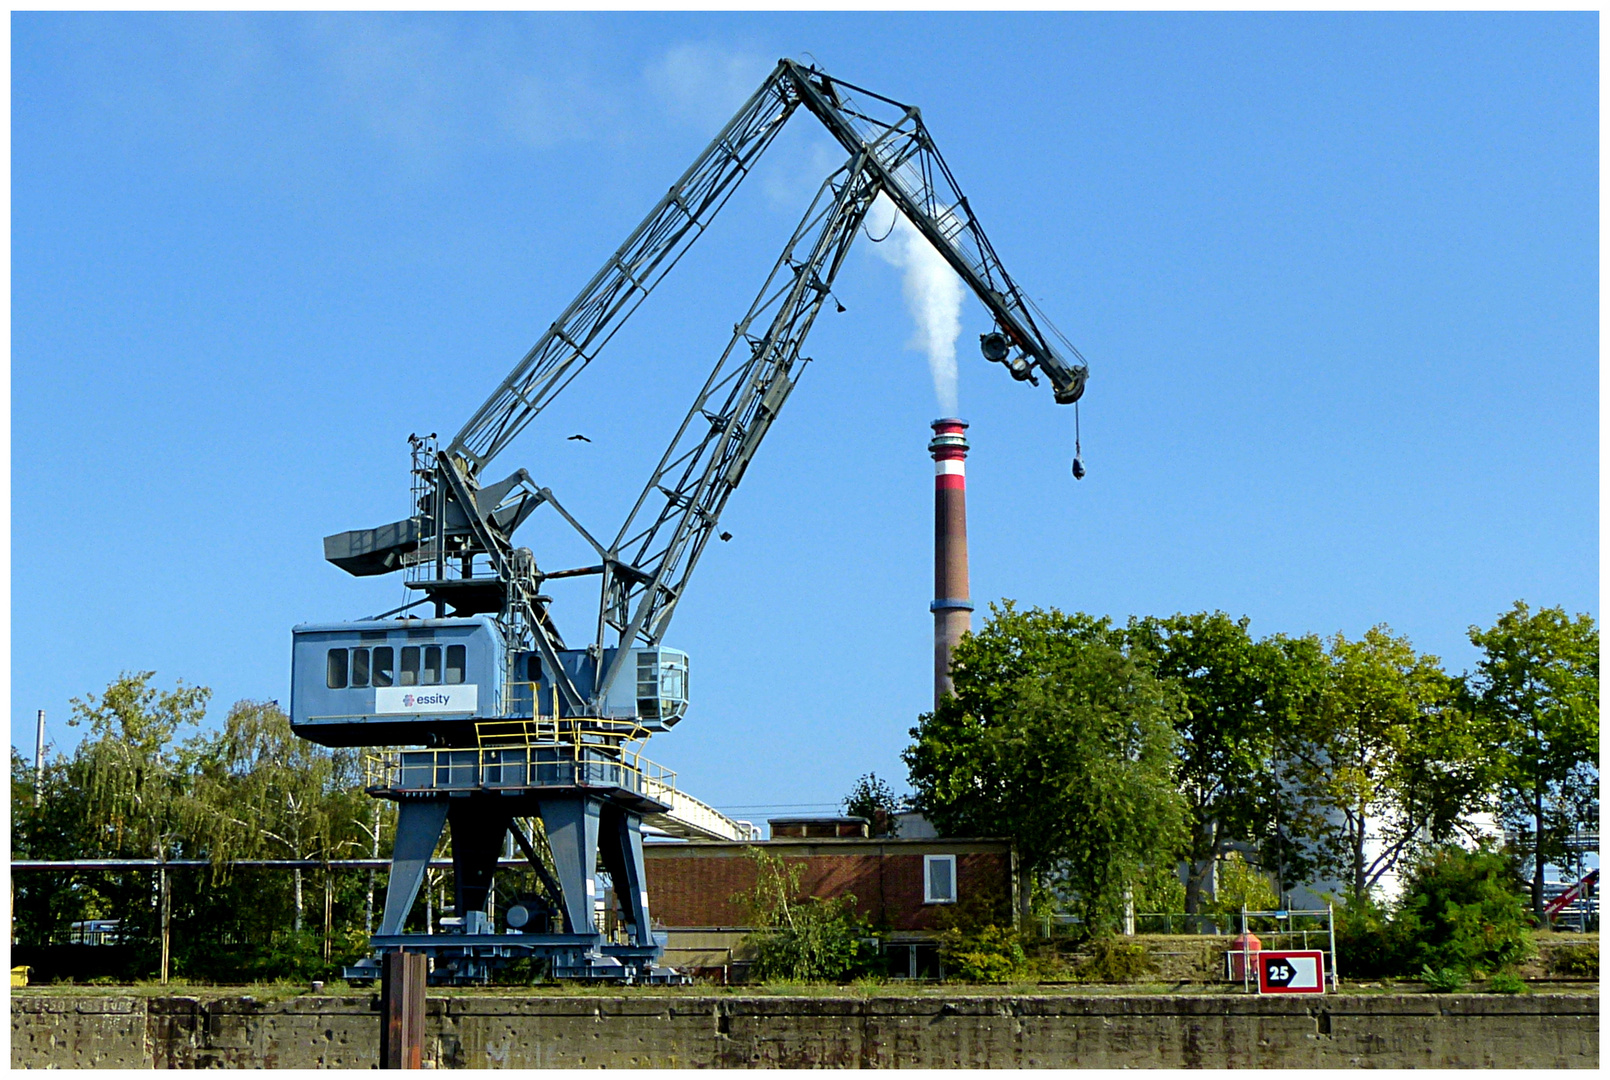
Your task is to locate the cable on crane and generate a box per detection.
[863,215,896,243]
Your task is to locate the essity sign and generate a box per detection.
[1256,950,1326,994]
[375,686,479,715]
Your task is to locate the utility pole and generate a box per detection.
[33,710,45,806]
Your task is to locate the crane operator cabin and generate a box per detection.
[288,58,1091,984]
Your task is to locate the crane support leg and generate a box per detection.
[537,796,603,937]
[598,802,654,946]
[376,799,450,937]
[448,801,513,927]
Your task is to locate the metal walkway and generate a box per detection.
[643,780,757,842]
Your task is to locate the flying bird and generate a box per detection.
[567,434,591,443]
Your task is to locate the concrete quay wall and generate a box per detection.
[12,991,1598,1069]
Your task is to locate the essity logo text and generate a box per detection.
[375,685,478,715]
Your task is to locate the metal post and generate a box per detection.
[432,463,447,619]
[366,802,380,937]
[324,869,334,961]
[33,710,45,806]
[159,864,171,985]
[1241,906,1250,993]
[1327,902,1339,989]
[380,951,427,1069]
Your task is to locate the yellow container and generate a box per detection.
[11,965,29,987]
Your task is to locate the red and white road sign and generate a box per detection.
[1256,950,1326,994]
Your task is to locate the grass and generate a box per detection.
[19,978,1595,1000]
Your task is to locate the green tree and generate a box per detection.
[904,602,1189,935]
[1199,851,1280,919]
[1466,602,1599,920]
[65,671,214,862]
[195,700,369,933]
[1284,628,1488,899]
[1126,613,1322,914]
[9,672,214,974]
[842,772,903,836]
[12,677,379,982]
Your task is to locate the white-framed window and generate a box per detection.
[924,854,957,904]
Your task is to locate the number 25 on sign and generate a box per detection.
[1257,951,1326,994]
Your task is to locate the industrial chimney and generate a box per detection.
[929,418,973,707]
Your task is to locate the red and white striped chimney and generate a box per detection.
[929,418,973,707]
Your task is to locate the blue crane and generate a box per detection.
[290,59,1091,983]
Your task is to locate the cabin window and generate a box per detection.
[372,647,394,687]
[424,645,442,685]
[924,855,956,904]
[400,646,420,686]
[351,648,370,688]
[446,645,466,684]
[326,649,348,690]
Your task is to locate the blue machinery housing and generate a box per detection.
[290,619,690,983]
[290,618,688,748]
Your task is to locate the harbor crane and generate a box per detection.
[289,58,1090,982]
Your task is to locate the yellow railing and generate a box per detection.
[364,719,675,799]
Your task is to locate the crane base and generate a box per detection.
[347,933,685,985]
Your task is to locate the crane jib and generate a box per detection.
[318,57,1091,721]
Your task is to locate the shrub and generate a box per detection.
[1332,893,1401,979]
[747,897,875,982]
[734,847,878,983]
[1074,938,1155,983]
[1393,846,1533,977]
[1485,972,1527,994]
[939,924,1029,983]
[1419,964,1468,993]
[1548,943,1598,978]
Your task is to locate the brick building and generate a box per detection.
[643,834,1021,979]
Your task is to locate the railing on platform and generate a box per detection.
[361,687,758,841]
[365,695,675,802]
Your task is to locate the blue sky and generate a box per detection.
[12,12,1598,821]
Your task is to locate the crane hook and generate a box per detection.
[1071,401,1086,479]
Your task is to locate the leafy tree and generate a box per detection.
[195,700,370,932]
[1283,627,1487,899]
[10,672,214,974]
[65,671,213,862]
[842,772,903,836]
[1466,602,1599,920]
[1199,852,1280,919]
[1129,859,1185,918]
[904,602,1189,935]
[12,676,379,982]
[1126,613,1314,913]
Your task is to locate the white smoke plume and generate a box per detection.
[866,194,964,416]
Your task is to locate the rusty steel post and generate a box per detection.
[380,951,427,1069]
[929,419,974,707]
